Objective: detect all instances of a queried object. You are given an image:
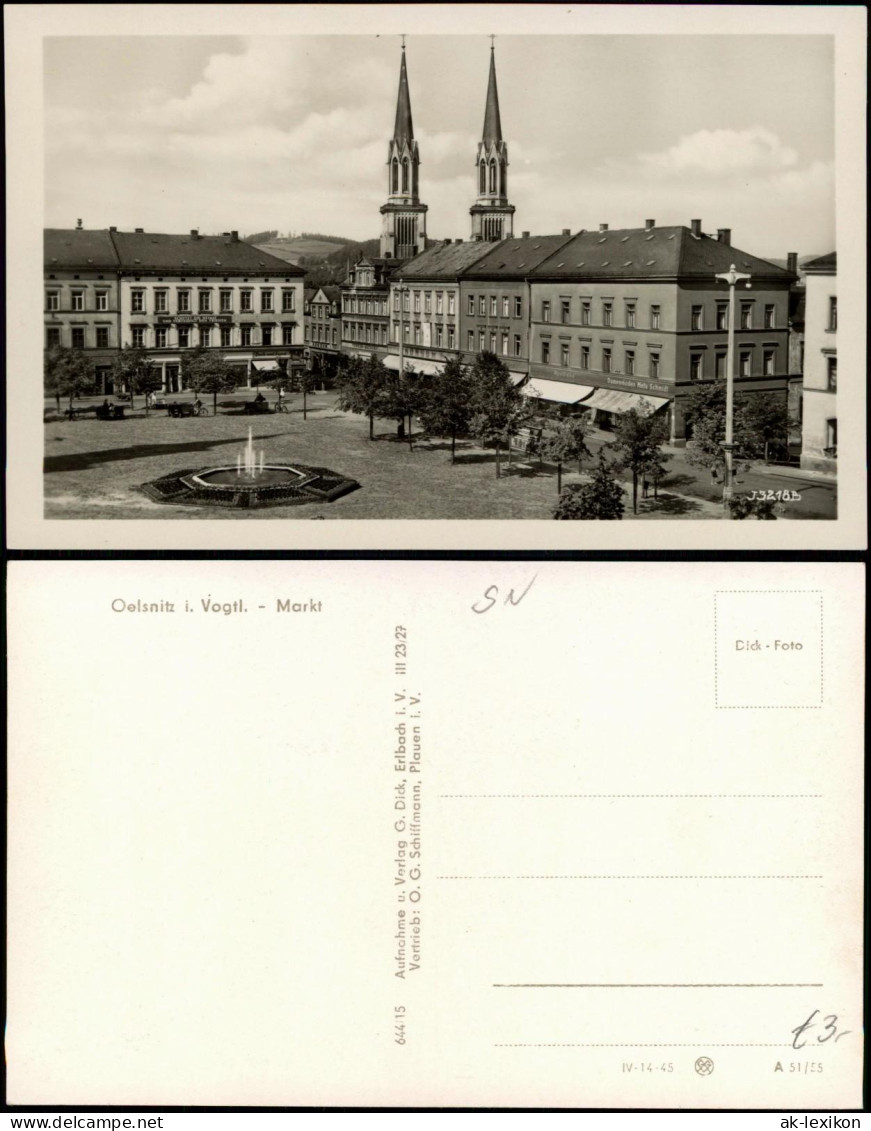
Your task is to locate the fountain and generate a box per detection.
[140,425,359,509]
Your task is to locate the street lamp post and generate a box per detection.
[715,263,751,515]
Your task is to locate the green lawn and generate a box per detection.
[44,392,721,521]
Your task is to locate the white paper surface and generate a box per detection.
[6,560,864,1107]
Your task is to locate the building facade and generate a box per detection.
[341,257,395,362]
[799,252,837,474]
[45,226,306,393]
[527,221,797,440]
[304,285,342,379]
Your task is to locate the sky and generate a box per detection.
[44,34,835,257]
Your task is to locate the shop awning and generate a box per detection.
[509,371,528,386]
[523,377,596,404]
[251,359,281,372]
[383,354,444,376]
[579,388,670,415]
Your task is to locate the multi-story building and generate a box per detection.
[44,223,122,394]
[799,252,837,474]
[458,231,574,383]
[304,285,342,378]
[341,257,395,362]
[386,239,493,374]
[527,220,797,441]
[45,226,306,393]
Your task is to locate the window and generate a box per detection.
[241,325,253,346]
[413,326,421,345]
[650,351,660,378]
[561,342,570,367]
[490,331,497,353]
[602,347,612,373]
[96,291,109,312]
[467,330,475,350]
[479,330,486,351]
[739,350,751,377]
[72,290,85,311]
[199,291,212,313]
[468,295,475,316]
[501,331,509,355]
[626,303,636,328]
[561,299,571,324]
[221,290,233,312]
[154,291,167,313]
[826,418,837,450]
[650,305,661,330]
[221,326,233,347]
[829,296,837,331]
[178,290,191,312]
[447,326,455,349]
[261,290,273,313]
[479,296,486,316]
[178,326,190,348]
[542,301,551,323]
[131,291,145,313]
[691,305,703,331]
[448,293,455,315]
[763,349,775,376]
[602,302,612,327]
[436,292,443,315]
[403,292,410,313]
[71,327,85,349]
[490,296,498,316]
[827,355,837,391]
[625,349,635,375]
[46,291,60,311]
[541,340,550,364]
[155,327,167,349]
[740,303,752,330]
[514,295,522,317]
[202,326,214,347]
[716,303,728,330]
[261,325,272,346]
[580,301,591,327]
[764,304,775,329]
[715,352,726,379]
[395,292,402,312]
[413,291,421,314]
[513,334,521,357]
[131,326,145,348]
[580,345,590,370]
[502,296,509,317]
[240,290,253,312]
[425,292,432,314]
[435,325,443,347]
[690,353,703,381]
[46,327,61,347]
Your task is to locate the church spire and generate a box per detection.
[393,43,414,145]
[380,40,427,260]
[470,40,515,242]
[481,44,503,146]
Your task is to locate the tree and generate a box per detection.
[288,363,316,419]
[111,344,161,414]
[378,366,425,451]
[44,345,92,415]
[683,383,752,484]
[336,354,387,440]
[180,344,208,396]
[468,351,530,477]
[607,406,670,514]
[186,351,238,415]
[741,392,793,462]
[641,449,672,501]
[415,358,472,462]
[539,416,592,494]
[553,453,625,519]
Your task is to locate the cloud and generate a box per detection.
[638,127,798,177]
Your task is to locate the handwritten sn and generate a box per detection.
[471,574,537,615]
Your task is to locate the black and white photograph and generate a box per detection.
[6,4,865,547]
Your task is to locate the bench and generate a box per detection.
[243,400,274,415]
[167,402,209,417]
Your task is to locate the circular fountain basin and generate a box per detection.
[191,465,307,490]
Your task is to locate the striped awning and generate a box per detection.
[523,378,596,404]
[383,354,444,376]
[579,388,670,415]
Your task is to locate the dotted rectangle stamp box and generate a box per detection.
[714,591,824,709]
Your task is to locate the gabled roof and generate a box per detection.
[531,225,796,281]
[394,240,495,280]
[462,233,574,277]
[802,251,836,273]
[44,228,119,269]
[109,230,304,274]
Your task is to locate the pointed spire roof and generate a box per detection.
[481,46,503,145]
[392,46,414,145]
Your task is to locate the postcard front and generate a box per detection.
[6,560,864,1107]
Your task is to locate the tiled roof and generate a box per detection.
[395,240,495,280]
[802,251,836,273]
[110,230,304,274]
[532,226,796,280]
[462,233,574,277]
[44,228,119,269]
